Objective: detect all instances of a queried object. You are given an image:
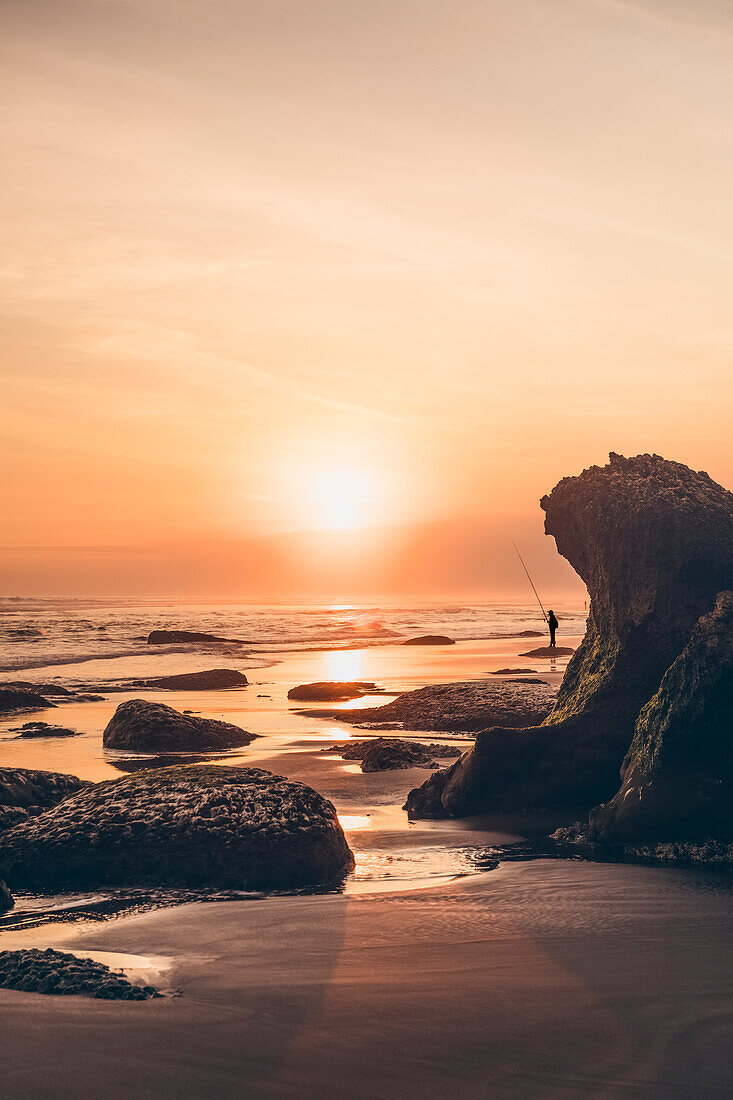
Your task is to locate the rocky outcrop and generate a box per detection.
[140,669,248,690]
[329,737,461,772]
[0,765,354,891]
[103,699,256,752]
[288,681,378,702]
[407,454,733,820]
[0,767,86,832]
[0,949,161,999]
[307,680,557,732]
[147,630,245,645]
[0,687,54,715]
[11,722,81,739]
[403,635,455,646]
[588,591,733,842]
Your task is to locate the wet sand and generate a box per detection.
[2,862,732,1098]
[1,635,732,1096]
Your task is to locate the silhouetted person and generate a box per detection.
[548,610,558,648]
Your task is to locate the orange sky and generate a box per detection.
[2,1,732,596]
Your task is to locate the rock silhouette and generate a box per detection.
[403,635,455,646]
[103,699,256,752]
[0,765,354,891]
[329,737,461,772]
[407,454,733,825]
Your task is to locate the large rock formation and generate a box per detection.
[0,767,86,832]
[589,591,733,842]
[0,765,354,891]
[407,454,733,820]
[103,699,256,752]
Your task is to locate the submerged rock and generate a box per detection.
[329,737,461,772]
[0,948,161,999]
[12,722,81,739]
[288,681,378,702]
[589,591,733,843]
[0,765,354,891]
[403,635,455,646]
[103,699,256,752]
[139,669,248,691]
[518,646,575,658]
[307,680,556,733]
[147,629,245,645]
[0,687,54,716]
[407,454,733,821]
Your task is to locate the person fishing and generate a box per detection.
[547,609,558,648]
[511,540,555,645]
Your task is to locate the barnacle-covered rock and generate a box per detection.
[0,765,354,891]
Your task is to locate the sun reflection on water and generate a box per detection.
[337,814,372,830]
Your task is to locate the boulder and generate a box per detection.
[0,948,160,999]
[0,765,354,891]
[330,737,461,772]
[140,669,248,690]
[288,681,377,702]
[403,635,455,646]
[589,591,733,842]
[147,630,244,645]
[407,454,733,820]
[306,680,556,732]
[103,699,256,752]
[0,687,54,716]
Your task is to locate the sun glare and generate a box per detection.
[307,464,380,530]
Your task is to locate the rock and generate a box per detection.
[403,635,455,646]
[502,678,548,684]
[407,454,733,820]
[518,646,576,658]
[329,737,461,772]
[103,699,256,752]
[0,948,161,999]
[12,722,81,739]
[0,880,13,913]
[0,765,354,891]
[147,630,245,645]
[306,680,557,732]
[4,681,74,697]
[0,766,85,813]
[139,669,248,690]
[589,591,733,843]
[0,687,55,716]
[490,668,538,675]
[287,681,378,702]
[516,630,545,637]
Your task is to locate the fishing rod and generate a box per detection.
[511,539,548,624]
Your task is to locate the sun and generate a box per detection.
[306,463,380,530]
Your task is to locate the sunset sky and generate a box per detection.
[2,0,732,596]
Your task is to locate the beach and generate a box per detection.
[1,605,732,1096]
